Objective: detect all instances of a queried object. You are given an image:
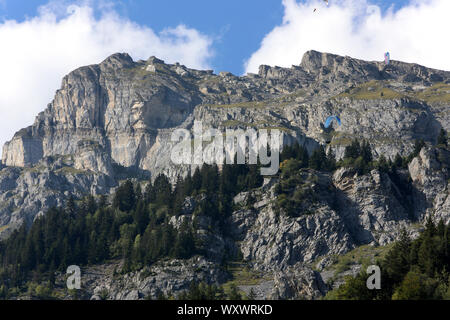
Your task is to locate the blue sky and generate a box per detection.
[0,0,449,149]
[0,0,413,75]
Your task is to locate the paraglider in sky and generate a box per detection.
[322,115,341,144]
[384,52,390,65]
[314,1,328,12]
[324,115,341,129]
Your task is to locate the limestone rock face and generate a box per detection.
[227,166,426,272]
[0,50,449,299]
[231,187,353,270]
[332,167,415,245]
[271,265,328,300]
[409,146,450,224]
[75,257,228,300]
[0,158,115,239]
[73,140,114,176]
[2,128,43,167]
[3,50,449,172]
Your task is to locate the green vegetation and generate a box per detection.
[328,132,354,147]
[337,80,450,103]
[278,89,307,101]
[437,128,448,147]
[268,90,308,107]
[338,81,404,100]
[263,126,293,133]
[221,120,258,128]
[22,165,47,174]
[336,139,373,175]
[147,281,227,300]
[177,282,226,300]
[412,82,450,103]
[0,162,264,299]
[274,133,439,219]
[208,89,307,109]
[207,100,268,109]
[55,166,92,175]
[0,126,447,299]
[149,265,263,300]
[220,120,292,133]
[121,65,153,78]
[274,143,336,217]
[122,63,169,78]
[77,139,102,151]
[222,262,267,291]
[325,219,450,300]
[319,243,394,276]
[275,139,396,217]
[336,137,427,175]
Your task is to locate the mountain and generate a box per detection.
[0,50,449,299]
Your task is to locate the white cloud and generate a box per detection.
[0,2,214,150]
[245,0,450,74]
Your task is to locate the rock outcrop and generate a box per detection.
[409,146,450,224]
[271,265,327,300]
[49,257,228,300]
[0,157,115,239]
[2,50,449,235]
[0,50,449,299]
[3,50,449,171]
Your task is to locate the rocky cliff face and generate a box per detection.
[1,50,449,234]
[0,157,115,239]
[1,50,449,299]
[409,146,450,224]
[35,144,448,300]
[3,50,449,170]
[227,156,447,273]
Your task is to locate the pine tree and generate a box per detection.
[377,154,389,172]
[98,194,107,208]
[297,145,309,168]
[173,222,196,259]
[412,139,425,157]
[392,153,402,168]
[247,288,257,300]
[227,284,242,300]
[144,180,155,203]
[280,142,295,161]
[245,165,263,189]
[385,229,411,278]
[134,200,149,235]
[153,174,172,205]
[183,173,193,196]
[344,139,361,160]
[418,218,438,276]
[220,164,235,196]
[113,180,136,212]
[325,149,336,171]
[360,140,373,164]
[424,216,436,238]
[191,167,202,193]
[65,195,76,216]
[135,183,143,201]
[309,145,327,170]
[391,270,435,300]
[437,128,447,146]
[201,164,220,193]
